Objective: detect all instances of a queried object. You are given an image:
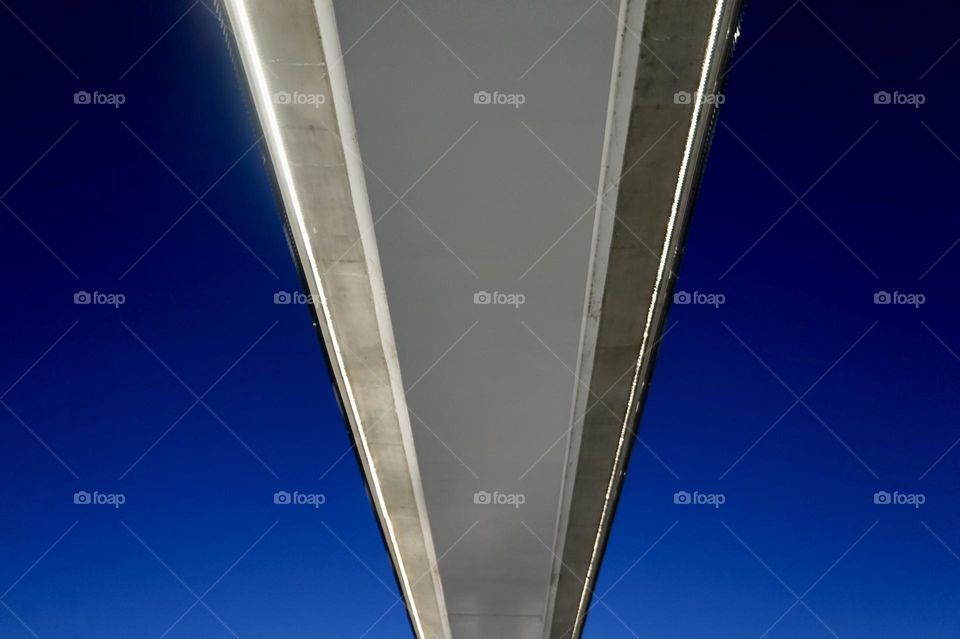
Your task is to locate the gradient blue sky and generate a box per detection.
[1,1,958,638]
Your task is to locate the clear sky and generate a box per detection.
[0,1,958,638]
[587,2,960,637]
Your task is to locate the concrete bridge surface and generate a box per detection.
[218,1,742,636]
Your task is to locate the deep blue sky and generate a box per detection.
[1,1,958,638]
[589,1,960,637]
